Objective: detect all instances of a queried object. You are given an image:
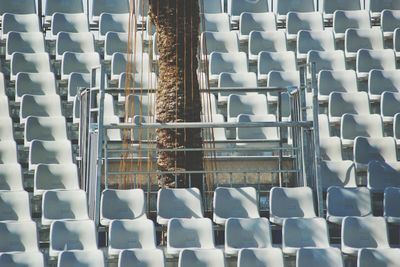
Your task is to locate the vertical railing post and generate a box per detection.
[289,87,300,185]
[299,66,308,186]
[94,65,106,226]
[277,91,283,186]
[310,62,324,217]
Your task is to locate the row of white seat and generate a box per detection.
[0,162,79,195]
[1,0,398,22]
[2,50,399,104]
[199,10,400,40]
[0,213,394,258]
[0,0,143,24]
[5,8,399,47]
[320,160,400,191]
[321,136,398,171]
[321,113,399,146]
[0,139,73,170]
[4,184,400,228]
[2,185,394,228]
[5,155,397,196]
[2,30,148,61]
[2,30,399,101]
[320,91,400,127]
[1,247,398,267]
[3,11,400,56]
[203,27,400,60]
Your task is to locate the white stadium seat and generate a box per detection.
[201,31,239,58]
[91,0,130,22]
[61,52,101,80]
[104,32,143,61]
[56,32,96,61]
[213,187,260,225]
[42,190,89,226]
[108,219,156,256]
[297,30,335,60]
[0,141,19,164]
[356,49,396,80]
[0,117,14,141]
[100,188,147,226]
[269,186,317,225]
[225,218,272,255]
[99,13,130,40]
[0,221,39,253]
[34,163,80,196]
[0,190,31,222]
[365,0,400,19]
[381,10,400,38]
[179,249,226,267]
[49,220,98,257]
[317,70,358,103]
[340,114,383,147]
[319,0,362,20]
[326,186,372,225]
[6,32,45,61]
[320,160,357,191]
[238,248,284,267]
[58,250,105,267]
[51,13,89,39]
[258,51,297,80]
[368,70,400,102]
[0,0,36,16]
[286,12,324,41]
[282,218,330,255]
[297,248,344,267]
[201,13,230,32]
[15,72,57,103]
[249,30,287,61]
[228,0,269,23]
[328,92,370,124]
[218,72,258,103]
[10,52,51,81]
[354,137,397,171]
[273,0,316,21]
[0,164,24,191]
[333,10,371,40]
[368,161,400,193]
[24,116,68,147]
[118,249,165,267]
[307,50,346,77]
[167,218,215,256]
[384,187,400,224]
[358,248,400,267]
[0,252,44,267]
[29,140,74,171]
[341,216,390,256]
[209,52,248,82]
[239,12,276,41]
[345,28,384,59]
[20,95,63,124]
[44,0,84,21]
[381,92,400,123]
[157,188,203,226]
[227,94,269,123]
[1,14,41,40]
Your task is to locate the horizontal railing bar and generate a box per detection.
[104,155,296,161]
[106,140,299,145]
[106,169,300,175]
[101,121,312,129]
[89,86,293,93]
[104,147,297,152]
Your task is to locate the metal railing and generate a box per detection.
[79,63,323,225]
